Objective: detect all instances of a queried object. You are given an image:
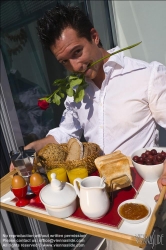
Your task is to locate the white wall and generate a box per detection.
[112,1,166,65]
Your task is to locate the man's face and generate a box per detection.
[50,27,103,80]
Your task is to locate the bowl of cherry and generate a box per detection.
[131,147,166,182]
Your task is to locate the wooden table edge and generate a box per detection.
[0,202,145,247]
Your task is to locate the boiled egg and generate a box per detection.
[30,172,44,187]
[12,174,26,189]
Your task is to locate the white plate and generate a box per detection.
[117,199,151,224]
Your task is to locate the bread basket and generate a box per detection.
[35,142,101,175]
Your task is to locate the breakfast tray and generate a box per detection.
[10,167,143,229]
[1,168,165,248]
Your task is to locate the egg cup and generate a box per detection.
[11,184,29,207]
[30,181,46,203]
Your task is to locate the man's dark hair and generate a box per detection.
[37,3,102,49]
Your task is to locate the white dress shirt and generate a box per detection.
[47,47,166,156]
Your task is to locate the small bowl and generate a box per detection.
[131,147,165,182]
[118,199,151,224]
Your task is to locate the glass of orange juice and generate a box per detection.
[67,167,88,185]
[46,168,68,182]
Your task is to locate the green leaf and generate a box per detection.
[69,75,78,80]
[66,87,74,97]
[61,85,68,93]
[53,78,67,86]
[81,78,89,89]
[52,93,61,105]
[59,92,65,98]
[74,86,85,103]
[70,78,83,88]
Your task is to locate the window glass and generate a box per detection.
[88,0,115,49]
[1,0,113,146]
[1,0,84,145]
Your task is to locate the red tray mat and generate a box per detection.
[70,168,143,228]
[12,194,46,210]
[11,168,143,229]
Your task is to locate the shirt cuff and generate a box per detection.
[46,127,72,144]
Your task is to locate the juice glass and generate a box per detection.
[46,168,68,182]
[67,167,88,185]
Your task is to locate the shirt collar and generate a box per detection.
[103,46,125,74]
[85,47,125,85]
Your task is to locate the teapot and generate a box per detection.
[73,176,110,219]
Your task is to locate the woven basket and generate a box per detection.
[37,142,101,175]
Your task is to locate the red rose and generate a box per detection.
[38,100,49,110]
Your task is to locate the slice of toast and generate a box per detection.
[99,158,132,190]
[95,151,132,191]
[94,151,121,167]
[94,151,122,171]
[66,138,83,161]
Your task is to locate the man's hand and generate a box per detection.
[24,135,57,152]
[154,160,166,201]
[9,162,15,172]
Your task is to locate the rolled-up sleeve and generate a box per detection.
[46,98,83,143]
[148,62,166,129]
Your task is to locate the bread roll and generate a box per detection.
[38,143,67,162]
[66,138,83,161]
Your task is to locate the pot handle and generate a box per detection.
[73,178,82,198]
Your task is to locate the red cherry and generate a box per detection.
[145,150,151,157]
[161,151,166,159]
[152,155,157,162]
[148,155,154,160]
[141,153,146,159]
[138,158,144,164]
[133,156,139,163]
[150,149,157,155]
[145,158,152,165]
[153,160,158,165]
[156,154,163,162]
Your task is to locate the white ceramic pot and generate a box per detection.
[44,199,77,218]
[73,176,110,219]
[40,173,77,218]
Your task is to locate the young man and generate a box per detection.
[10,4,166,249]
[27,4,166,153]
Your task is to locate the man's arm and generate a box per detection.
[24,135,58,152]
[155,160,166,201]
